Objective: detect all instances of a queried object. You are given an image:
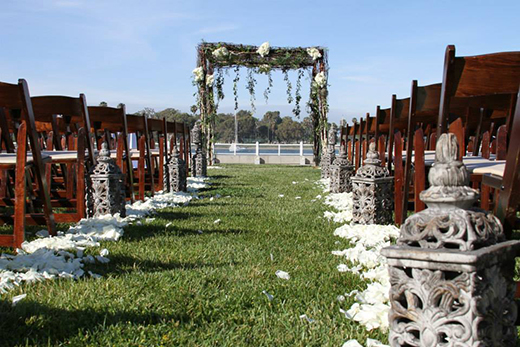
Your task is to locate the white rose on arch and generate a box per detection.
[192,67,204,83]
[258,64,271,74]
[257,42,270,57]
[314,71,327,88]
[206,74,214,87]
[307,47,322,61]
[212,46,229,60]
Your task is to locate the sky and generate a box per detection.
[1,0,519,124]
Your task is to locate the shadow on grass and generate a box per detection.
[0,299,195,347]
[93,253,233,277]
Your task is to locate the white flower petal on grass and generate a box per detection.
[12,293,27,306]
[270,253,274,261]
[262,290,274,301]
[165,222,172,228]
[292,181,298,184]
[278,194,284,198]
[295,196,301,200]
[214,219,221,224]
[99,249,109,257]
[197,230,203,234]
[342,340,363,347]
[299,314,314,323]
[0,182,202,294]
[275,270,290,280]
[367,338,390,347]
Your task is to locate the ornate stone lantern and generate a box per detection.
[321,124,337,179]
[165,145,186,192]
[191,120,207,177]
[329,141,354,193]
[351,142,393,224]
[381,134,520,346]
[86,142,125,218]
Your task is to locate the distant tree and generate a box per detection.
[99,101,108,107]
[117,103,125,109]
[351,117,358,124]
[275,117,303,143]
[155,108,198,128]
[262,111,282,143]
[301,116,314,143]
[236,110,257,142]
[134,107,156,118]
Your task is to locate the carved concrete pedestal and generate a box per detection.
[191,121,207,177]
[165,146,186,192]
[330,147,354,193]
[86,142,126,218]
[351,142,393,224]
[321,124,337,179]
[382,134,520,347]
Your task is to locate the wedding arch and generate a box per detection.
[193,41,329,165]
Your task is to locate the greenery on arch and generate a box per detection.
[193,41,329,165]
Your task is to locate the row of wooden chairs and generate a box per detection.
[339,45,520,236]
[0,79,191,248]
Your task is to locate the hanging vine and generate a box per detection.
[246,67,257,113]
[232,65,240,111]
[292,69,305,117]
[283,70,294,104]
[215,67,225,107]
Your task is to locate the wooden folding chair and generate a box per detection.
[126,114,155,200]
[0,79,56,247]
[437,45,520,137]
[30,94,96,222]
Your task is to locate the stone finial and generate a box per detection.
[328,124,337,146]
[399,133,503,251]
[420,133,478,210]
[355,142,390,179]
[191,120,202,144]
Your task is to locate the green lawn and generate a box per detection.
[0,165,386,346]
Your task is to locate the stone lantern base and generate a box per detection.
[382,240,520,346]
[351,176,393,224]
[192,149,207,177]
[330,156,354,193]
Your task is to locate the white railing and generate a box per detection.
[214,142,313,156]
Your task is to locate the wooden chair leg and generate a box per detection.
[14,122,28,248]
[76,128,86,219]
[158,137,164,191]
[139,135,146,201]
[414,128,426,212]
[394,132,404,225]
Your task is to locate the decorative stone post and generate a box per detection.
[351,142,393,224]
[165,145,187,192]
[191,120,207,177]
[86,142,126,218]
[321,124,337,179]
[381,134,520,347]
[330,140,354,193]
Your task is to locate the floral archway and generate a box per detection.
[193,42,329,165]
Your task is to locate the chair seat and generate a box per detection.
[129,148,160,160]
[0,152,51,166]
[41,150,81,162]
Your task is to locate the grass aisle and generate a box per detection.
[1,165,384,346]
